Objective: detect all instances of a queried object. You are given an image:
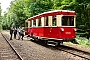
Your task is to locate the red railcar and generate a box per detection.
[25,10,76,46]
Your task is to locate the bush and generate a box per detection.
[76,35,90,47]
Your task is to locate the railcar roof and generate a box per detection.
[42,10,75,14]
[27,10,76,21]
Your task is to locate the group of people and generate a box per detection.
[10,27,24,40]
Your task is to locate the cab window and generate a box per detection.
[62,16,74,26]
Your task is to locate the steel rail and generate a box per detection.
[55,45,90,60]
[32,40,90,60]
[1,32,23,60]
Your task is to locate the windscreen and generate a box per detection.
[62,16,74,26]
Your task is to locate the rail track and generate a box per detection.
[0,32,23,60]
[1,30,90,60]
[32,40,90,60]
[55,45,90,60]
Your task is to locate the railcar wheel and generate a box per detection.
[56,41,63,46]
[60,41,63,45]
[35,37,40,41]
[71,39,78,44]
[57,42,60,46]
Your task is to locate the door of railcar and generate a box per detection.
[49,16,60,38]
[25,21,28,35]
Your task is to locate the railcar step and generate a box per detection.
[47,44,56,46]
[47,41,55,42]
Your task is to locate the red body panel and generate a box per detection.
[28,27,76,40]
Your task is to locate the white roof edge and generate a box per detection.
[42,10,75,14]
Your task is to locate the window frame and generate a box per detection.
[61,16,75,27]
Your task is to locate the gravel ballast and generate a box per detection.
[1,31,89,60]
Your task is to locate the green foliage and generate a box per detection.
[0,3,1,16]
[1,0,54,29]
[1,0,90,31]
[76,36,90,47]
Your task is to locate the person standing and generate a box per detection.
[14,28,17,39]
[10,27,13,40]
[20,27,24,40]
[17,27,21,40]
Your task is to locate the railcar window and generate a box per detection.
[44,17,48,26]
[26,22,28,27]
[38,18,41,26]
[30,20,32,27]
[62,16,74,26]
[33,20,36,27]
[52,16,56,26]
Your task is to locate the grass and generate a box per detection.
[76,35,90,47]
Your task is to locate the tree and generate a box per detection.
[0,3,2,29]
[1,0,90,30]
